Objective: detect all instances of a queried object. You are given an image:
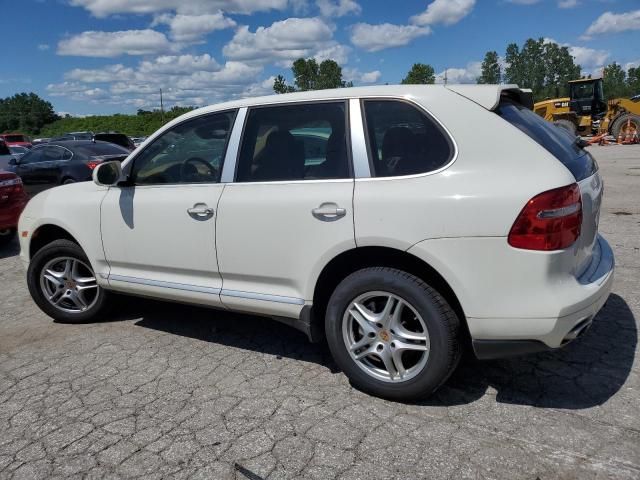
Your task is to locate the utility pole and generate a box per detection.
[160,88,165,124]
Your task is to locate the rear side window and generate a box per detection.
[363,100,453,177]
[496,100,597,181]
[75,143,130,157]
[236,101,349,182]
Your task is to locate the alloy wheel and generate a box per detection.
[39,256,99,313]
[342,291,430,383]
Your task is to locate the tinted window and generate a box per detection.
[131,111,235,185]
[43,146,71,161]
[3,135,27,143]
[237,102,349,182]
[94,133,133,149]
[20,148,46,164]
[363,100,453,177]
[0,142,9,155]
[74,143,129,157]
[496,100,597,181]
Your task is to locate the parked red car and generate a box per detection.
[0,171,28,246]
[0,133,32,149]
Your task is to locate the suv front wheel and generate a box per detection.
[325,267,460,401]
[27,239,111,323]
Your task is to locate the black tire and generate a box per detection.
[325,267,461,401]
[610,113,640,139]
[27,239,111,323]
[554,119,577,136]
[62,178,76,185]
[0,228,16,247]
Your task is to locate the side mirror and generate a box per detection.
[8,157,18,166]
[93,161,124,187]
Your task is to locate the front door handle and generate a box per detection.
[187,203,214,219]
[312,203,347,222]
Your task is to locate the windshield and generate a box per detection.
[3,135,27,143]
[496,100,597,181]
[570,83,594,100]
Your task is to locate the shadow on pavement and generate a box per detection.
[425,293,636,409]
[130,293,635,409]
[0,236,20,259]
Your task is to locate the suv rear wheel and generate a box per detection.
[325,267,460,401]
[27,239,111,323]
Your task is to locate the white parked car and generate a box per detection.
[18,85,614,400]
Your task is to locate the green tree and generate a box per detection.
[316,60,344,90]
[0,92,59,134]
[505,38,580,101]
[477,51,501,84]
[627,67,640,96]
[293,58,320,91]
[542,42,581,98]
[273,58,349,93]
[603,62,628,99]
[273,75,295,94]
[401,63,435,84]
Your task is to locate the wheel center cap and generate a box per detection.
[65,280,76,289]
[379,330,390,342]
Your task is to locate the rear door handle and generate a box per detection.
[187,203,214,219]
[312,203,347,222]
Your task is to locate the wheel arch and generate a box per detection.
[309,246,468,343]
[30,224,79,259]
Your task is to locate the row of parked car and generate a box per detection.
[0,131,146,245]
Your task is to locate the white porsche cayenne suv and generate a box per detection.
[18,85,614,400]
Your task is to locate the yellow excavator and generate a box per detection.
[534,77,640,138]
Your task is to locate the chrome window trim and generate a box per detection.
[349,98,371,179]
[220,107,247,183]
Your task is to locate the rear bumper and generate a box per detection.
[470,234,614,358]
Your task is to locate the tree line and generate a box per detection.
[273,37,639,102]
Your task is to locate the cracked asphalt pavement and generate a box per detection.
[1,146,639,480]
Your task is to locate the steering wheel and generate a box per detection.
[180,157,217,182]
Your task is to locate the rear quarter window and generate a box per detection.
[496,101,597,182]
[362,100,454,178]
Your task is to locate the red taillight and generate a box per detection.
[85,160,102,170]
[508,183,582,251]
[0,176,24,196]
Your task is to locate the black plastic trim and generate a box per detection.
[472,339,551,360]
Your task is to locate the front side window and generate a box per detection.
[131,111,236,185]
[363,100,454,177]
[19,147,46,164]
[236,101,349,182]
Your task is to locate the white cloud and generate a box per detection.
[57,29,172,57]
[411,0,475,26]
[558,0,578,8]
[139,54,221,75]
[223,17,344,65]
[37,44,50,51]
[344,68,381,83]
[435,61,481,84]
[65,64,135,83]
[316,0,361,17]
[350,23,431,52]
[584,10,640,38]
[360,70,381,83]
[151,12,235,43]
[544,38,609,69]
[625,60,640,71]
[68,0,289,17]
[313,43,350,65]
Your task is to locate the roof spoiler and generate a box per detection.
[445,85,534,111]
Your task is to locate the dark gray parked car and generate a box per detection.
[7,140,129,196]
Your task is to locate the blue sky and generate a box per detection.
[1,0,639,115]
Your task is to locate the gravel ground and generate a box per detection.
[0,145,639,480]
